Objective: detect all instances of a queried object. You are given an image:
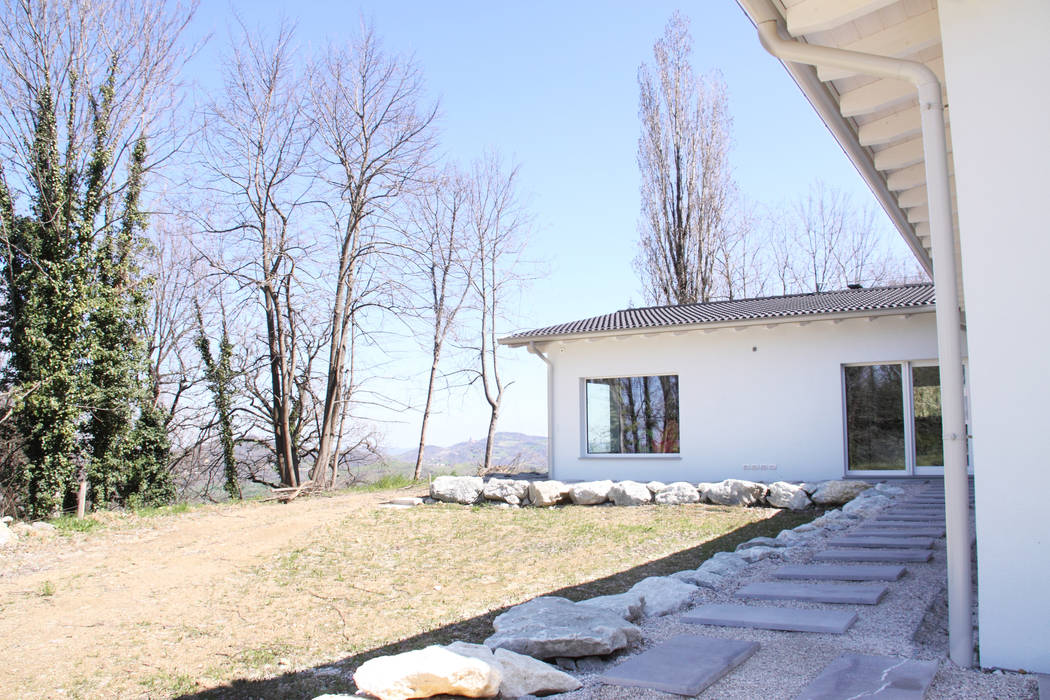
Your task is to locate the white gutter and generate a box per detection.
[527,342,555,478]
[753,18,973,667]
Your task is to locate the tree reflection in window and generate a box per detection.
[586,375,679,454]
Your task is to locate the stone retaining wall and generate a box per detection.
[429,476,874,511]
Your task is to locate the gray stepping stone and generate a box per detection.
[815,548,933,563]
[826,536,934,549]
[600,635,759,696]
[872,515,944,523]
[847,527,945,538]
[883,508,944,515]
[1038,674,1049,700]
[736,581,888,605]
[793,652,938,699]
[774,564,906,581]
[683,604,857,634]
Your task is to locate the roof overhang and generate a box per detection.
[734,0,962,303]
[500,304,935,347]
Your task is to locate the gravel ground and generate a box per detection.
[559,481,1039,700]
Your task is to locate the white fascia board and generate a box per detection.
[499,305,936,347]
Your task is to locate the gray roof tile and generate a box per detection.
[506,283,934,342]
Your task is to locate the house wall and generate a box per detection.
[939,0,1050,673]
[543,313,940,484]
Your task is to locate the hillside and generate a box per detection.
[393,432,547,474]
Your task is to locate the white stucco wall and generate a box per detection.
[939,0,1050,673]
[542,313,940,485]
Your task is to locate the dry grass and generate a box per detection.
[0,488,816,699]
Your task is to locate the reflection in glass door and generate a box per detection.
[912,365,944,472]
[844,364,907,471]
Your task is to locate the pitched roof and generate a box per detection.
[503,283,934,344]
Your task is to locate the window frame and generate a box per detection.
[579,373,682,459]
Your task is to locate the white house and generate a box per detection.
[502,284,955,485]
[508,0,1050,675]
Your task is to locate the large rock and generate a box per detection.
[811,480,872,505]
[695,482,717,503]
[430,476,484,505]
[0,523,13,547]
[704,479,767,507]
[448,641,578,697]
[608,481,652,506]
[698,551,748,577]
[353,645,500,700]
[669,569,725,589]
[528,481,571,507]
[765,482,813,510]
[483,479,531,505]
[842,492,891,516]
[485,596,640,659]
[645,481,667,495]
[874,482,905,496]
[654,482,700,505]
[575,593,645,623]
[626,576,698,616]
[737,546,780,563]
[569,480,614,505]
[493,648,582,697]
[735,536,784,551]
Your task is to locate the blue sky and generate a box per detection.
[186,2,913,450]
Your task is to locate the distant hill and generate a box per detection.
[393,432,547,473]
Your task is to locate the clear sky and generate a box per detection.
[185,1,914,450]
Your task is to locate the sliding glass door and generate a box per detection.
[843,361,965,476]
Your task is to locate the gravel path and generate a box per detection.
[560,481,1038,699]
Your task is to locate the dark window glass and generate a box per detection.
[585,375,679,454]
[844,364,906,470]
[912,365,943,467]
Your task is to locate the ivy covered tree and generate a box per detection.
[195,304,240,500]
[0,0,193,517]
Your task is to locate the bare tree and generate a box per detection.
[307,24,436,487]
[466,155,529,473]
[635,11,737,305]
[196,19,312,487]
[400,167,473,480]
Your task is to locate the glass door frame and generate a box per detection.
[841,359,971,478]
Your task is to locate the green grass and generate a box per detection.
[51,515,103,533]
[353,473,421,492]
[39,580,55,597]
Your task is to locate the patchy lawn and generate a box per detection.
[0,488,816,699]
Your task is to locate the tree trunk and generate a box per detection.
[482,402,500,473]
[413,341,443,480]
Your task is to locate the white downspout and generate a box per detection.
[754,19,973,667]
[527,342,555,478]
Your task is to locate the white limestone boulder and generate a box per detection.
[765,481,813,510]
[735,536,784,551]
[352,645,501,700]
[627,576,699,616]
[810,480,872,505]
[738,545,781,563]
[776,528,808,545]
[874,482,906,496]
[528,481,571,507]
[704,479,768,507]
[645,481,667,495]
[575,592,645,623]
[447,641,580,697]
[670,569,725,589]
[842,492,892,516]
[654,482,700,505]
[698,551,748,576]
[430,476,485,505]
[608,481,652,506]
[485,596,641,659]
[483,479,531,505]
[569,480,614,505]
[493,648,582,697]
[0,522,13,547]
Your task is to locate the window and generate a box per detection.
[585,375,679,454]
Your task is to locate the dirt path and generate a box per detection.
[0,491,395,699]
